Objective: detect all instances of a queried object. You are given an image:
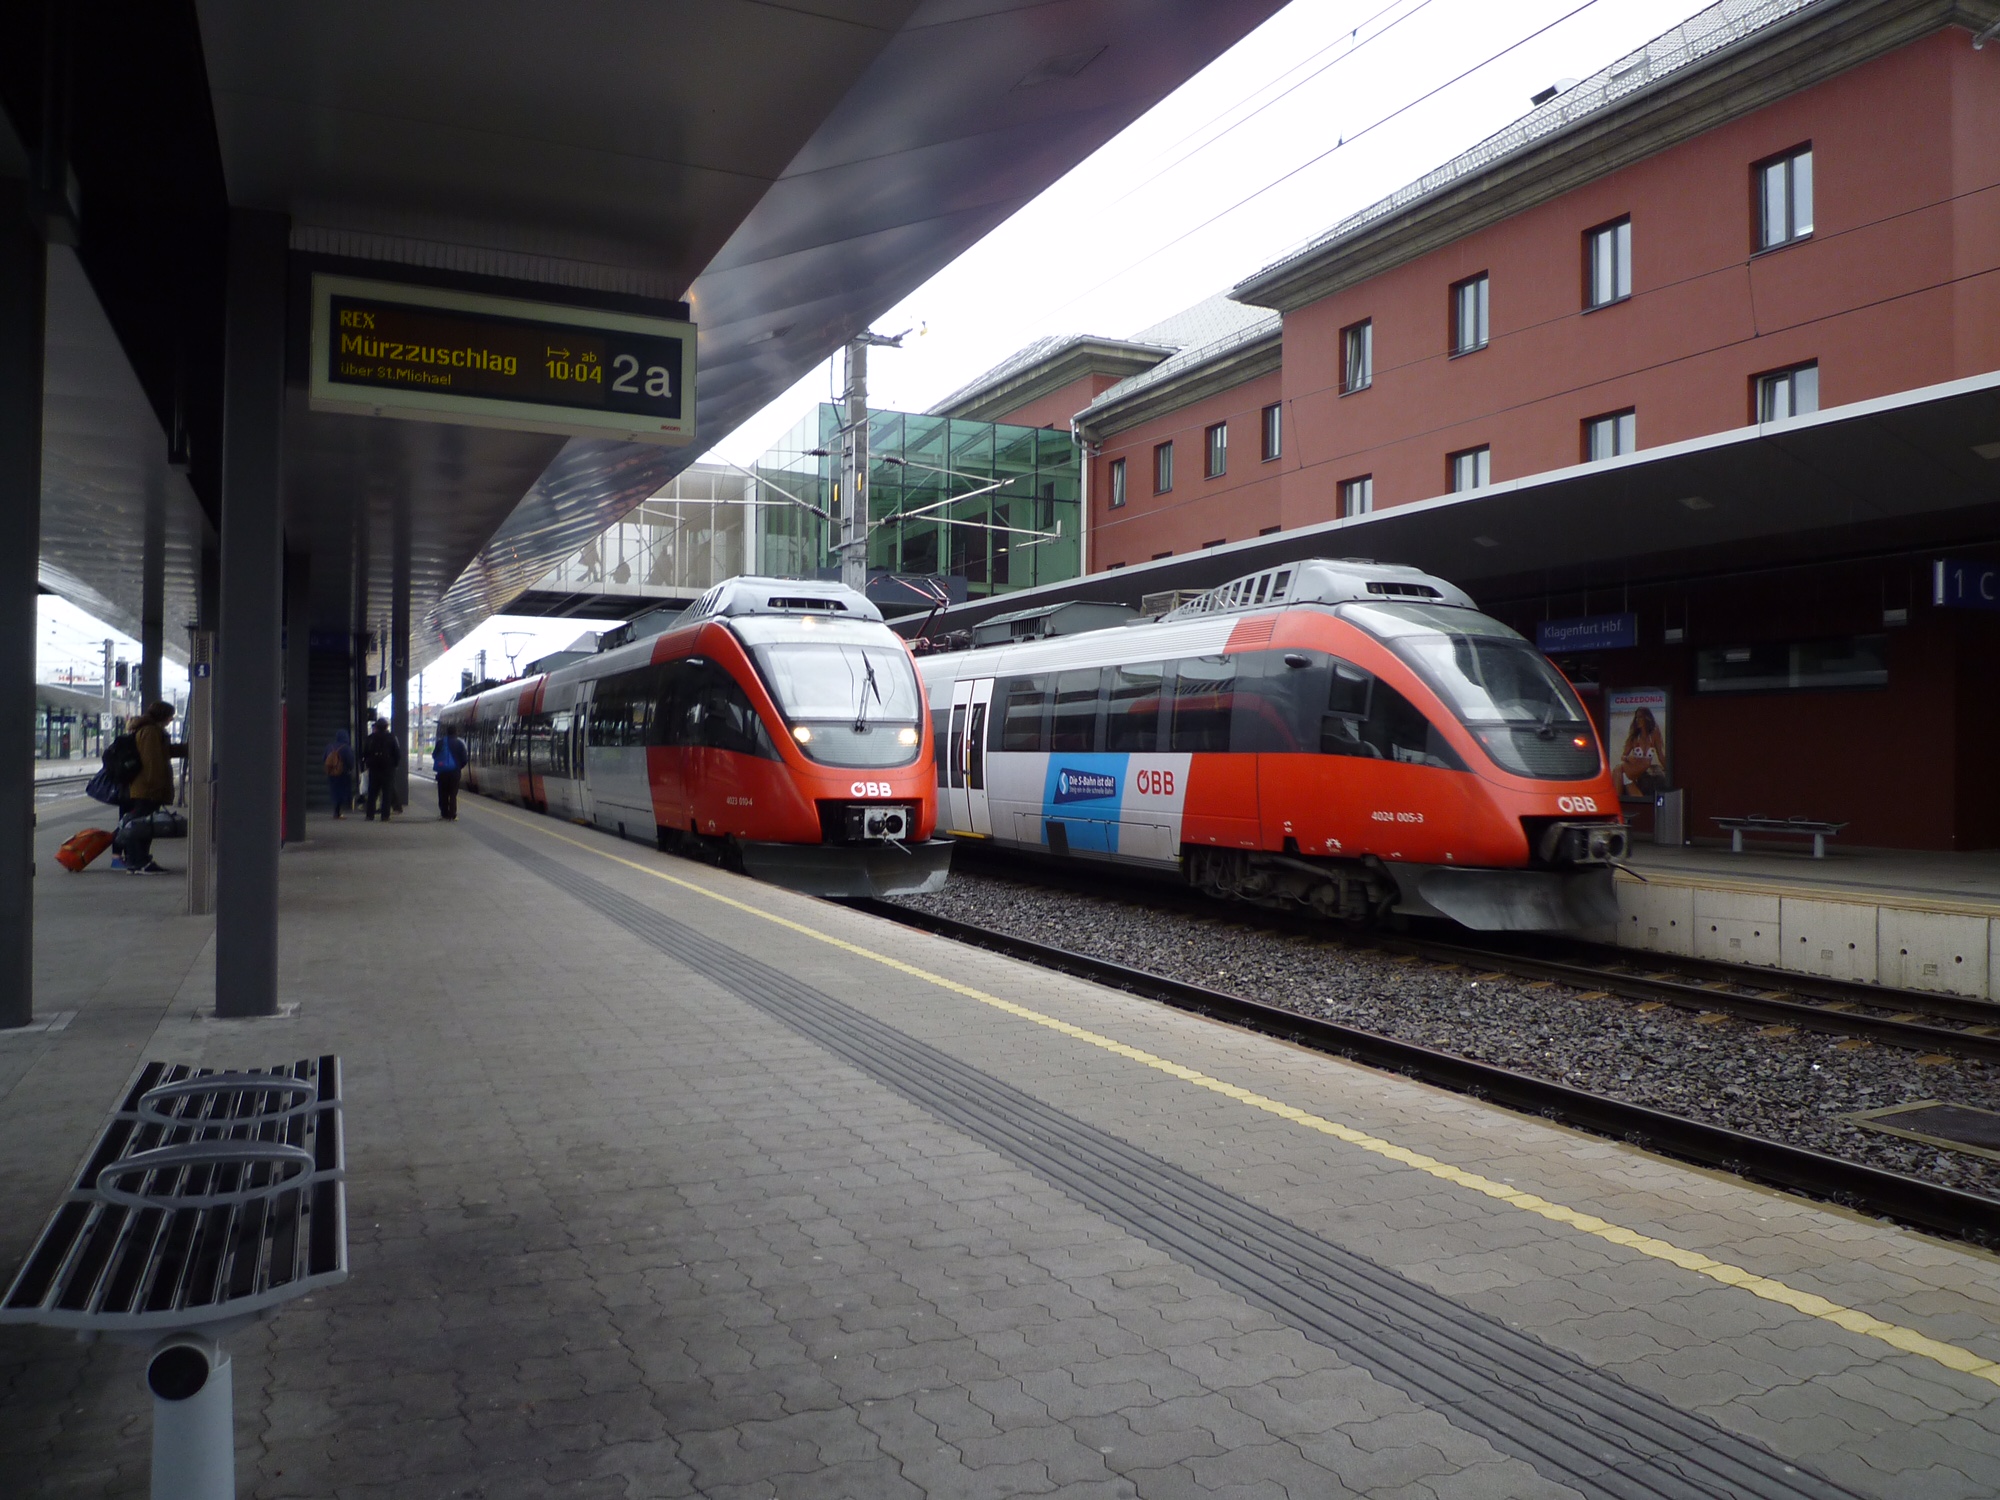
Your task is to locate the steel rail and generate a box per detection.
[1376,933,2000,1064]
[854,897,2000,1247]
[946,849,2000,1060]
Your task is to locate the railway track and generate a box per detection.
[854,894,2000,1247]
[944,849,2000,1064]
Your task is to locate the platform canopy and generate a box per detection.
[9,0,1286,669]
[905,368,2000,631]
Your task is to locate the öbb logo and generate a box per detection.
[1556,795,1599,813]
[850,781,893,798]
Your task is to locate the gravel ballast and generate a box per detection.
[895,869,2000,1202]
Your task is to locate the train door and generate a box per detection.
[943,678,994,835]
[573,682,595,827]
[943,679,972,833]
[962,677,994,836]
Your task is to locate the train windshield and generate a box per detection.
[1339,601,1599,780]
[741,624,924,768]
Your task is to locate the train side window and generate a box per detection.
[999,676,1049,752]
[685,661,777,759]
[1230,651,1315,753]
[947,703,967,788]
[1050,669,1103,753]
[1169,657,1235,753]
[1105,663,1165,753]
[649,662,691,747]
[931,705,949,786]
[549,710,573,777]
[1320,659,1465,769]
[590,678,628,747]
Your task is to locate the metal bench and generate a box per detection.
[1711,815,1848,859]
[1,1057,346,1499]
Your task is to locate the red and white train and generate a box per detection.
[917,559,1627,930]
[438,578,951,897]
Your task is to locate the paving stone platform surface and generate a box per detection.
[4,787,1999,1499]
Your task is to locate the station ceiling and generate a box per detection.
[19,0,1286,668]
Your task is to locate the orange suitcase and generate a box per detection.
[56,827,116,872]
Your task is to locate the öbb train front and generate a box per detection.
[918,559,1626,931]
[441,578,951,899]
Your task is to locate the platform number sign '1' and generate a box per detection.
[308,274,697,447]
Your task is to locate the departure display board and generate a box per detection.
[308,274,696,446]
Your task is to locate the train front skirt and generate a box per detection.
[1390,864,1619,931]
[737,838,954,900]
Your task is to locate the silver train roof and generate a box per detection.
[1162,560,1476,621]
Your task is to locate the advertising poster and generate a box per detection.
[1607,688,1669,803]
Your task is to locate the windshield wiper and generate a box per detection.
[1535,698,1559,740]
[854,656,883,732]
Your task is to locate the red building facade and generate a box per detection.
[928,1,2000,849]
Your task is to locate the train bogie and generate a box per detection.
[919,559,1625,932]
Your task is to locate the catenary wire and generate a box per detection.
[1107,0,1439,210]
[1044,0,1607,323]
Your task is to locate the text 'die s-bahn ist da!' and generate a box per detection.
[918,560,1628,932]
[437,579,952,898]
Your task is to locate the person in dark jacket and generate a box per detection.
[362,718,401,821]
[432,726,469,820]
[119,702,185,875]
[324,729,354,818]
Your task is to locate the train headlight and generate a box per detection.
[792,725,813,744]
[897,726,918,746]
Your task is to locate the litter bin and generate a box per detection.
[1653,789,1684,846]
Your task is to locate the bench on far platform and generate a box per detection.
[1711,815,1848,859]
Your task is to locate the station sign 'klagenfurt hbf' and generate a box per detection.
[307,274,696,446]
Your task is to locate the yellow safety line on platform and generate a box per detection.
[474,802,2000,1391]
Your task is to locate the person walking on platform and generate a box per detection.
[118,702,185,875]
[324,729,355,818]
[362,717,401,822]
[432,725,469,820]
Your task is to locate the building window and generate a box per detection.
[1584,217,1631,308]
[1341,319,1373,393]
[1259,524,1281,536]
[1756,144,1813,250]
[1153,441,1174,494]
[1204,422,1227,479]
[1696,634,1885,694]
[1451,273,1489,355]
[1260,403,1282,461]
[1755,362,1818,421]
[1204,537,1227,549]
[1583,409,1636,461]
[1339,475,1373,517]
[1151,550,1173,560]
[1448,446,1490,492]
[1108,457,1126,509]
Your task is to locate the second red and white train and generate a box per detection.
[917,559,1627,930]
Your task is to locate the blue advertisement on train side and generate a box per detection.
[1042,755,1128,852]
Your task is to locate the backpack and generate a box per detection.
[324,746,345,776]
[433,738,459,773]
[102,732,143,787]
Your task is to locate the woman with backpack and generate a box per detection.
[117,703,185,875]
[324,730,354,819]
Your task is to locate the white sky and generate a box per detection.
[38,595,190,704]
[48,0,1723,712]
